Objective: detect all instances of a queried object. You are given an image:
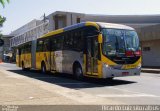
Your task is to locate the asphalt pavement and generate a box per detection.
[0,63,160,106]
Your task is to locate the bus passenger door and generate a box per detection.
[86,37,99,76]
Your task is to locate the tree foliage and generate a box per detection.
[0,15,6,27]
[0,0,9,28]
[0,0,9,7]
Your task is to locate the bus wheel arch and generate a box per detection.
[41,61,47,74]
[73,61,83,80]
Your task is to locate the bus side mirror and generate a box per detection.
[98,34,103,43]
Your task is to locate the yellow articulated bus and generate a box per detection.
[16,22,141,79]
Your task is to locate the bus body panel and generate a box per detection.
[20,53,31,68]
[102,65,141,78]
[102,57,141,78]
[51,50,83,74]
[16,55,20,67]
[50,51,56,71]
[53,51,63,73]
[61,50,83,74]
[36,52,50,71]
[26,53,32,68]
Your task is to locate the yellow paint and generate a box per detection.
[83,54,86,75]
[85,74,100,78]
[36,51,51,71]
[50,51,56,71]
[101,55,117,66]
[40,29,64,38]
[98,34,103,43]
[86,72,92,75]
[36,52,41,70]
[85,22,100,30]
[19,53,31,68]
[97,60,103,78]
[122,57,141,70]
[16,55,20,67]
[97,43,103,78]
[92,72,98,75]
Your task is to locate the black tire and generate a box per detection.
[73,64,83,80]
[41,62,47,74]
[22,61,26,71]
[106,77,114,81]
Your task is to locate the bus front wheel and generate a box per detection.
[73,64,83,80]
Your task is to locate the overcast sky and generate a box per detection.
[0,0,160,34]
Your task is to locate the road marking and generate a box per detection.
[97,94,159,98]
[107,87,152,95]
[98,87,160,98]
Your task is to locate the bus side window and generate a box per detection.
[25,43,30,53]
[56,36,63,50]
[21,45,25,54]
[51,35,63,51]
[51,37,57,51]
[37,40,43,52]
[73,30,84,51]
[16,48,21,55]
[16,49,19,55]
[25,44,28,54]
[24,44,27,54]
[43,39,50,52]
[63,32,73,50]
[29,42,31,53]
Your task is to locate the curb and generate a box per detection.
[141,69,160,74]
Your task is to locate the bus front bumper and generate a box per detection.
[102,64,141,78]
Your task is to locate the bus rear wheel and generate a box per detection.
[22,61,26,71]
[41,62,47,74]
[73,64,83,80]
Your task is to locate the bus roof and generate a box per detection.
[41,21,134,38]
[96,22,135,30]
[41,21,99,38]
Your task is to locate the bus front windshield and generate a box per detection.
[102,28,139,57]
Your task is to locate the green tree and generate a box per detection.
[0,16,5,27]
[0,0,9,27]
[0,0,9,7]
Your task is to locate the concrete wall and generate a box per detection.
[138,24,160,41]
[142,39,160,67]
[48,11,85,30]
[10,19,39,36]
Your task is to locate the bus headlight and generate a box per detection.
[138,63,141,68]
[103,63,112,70]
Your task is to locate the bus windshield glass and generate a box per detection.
[102,28,139,57]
